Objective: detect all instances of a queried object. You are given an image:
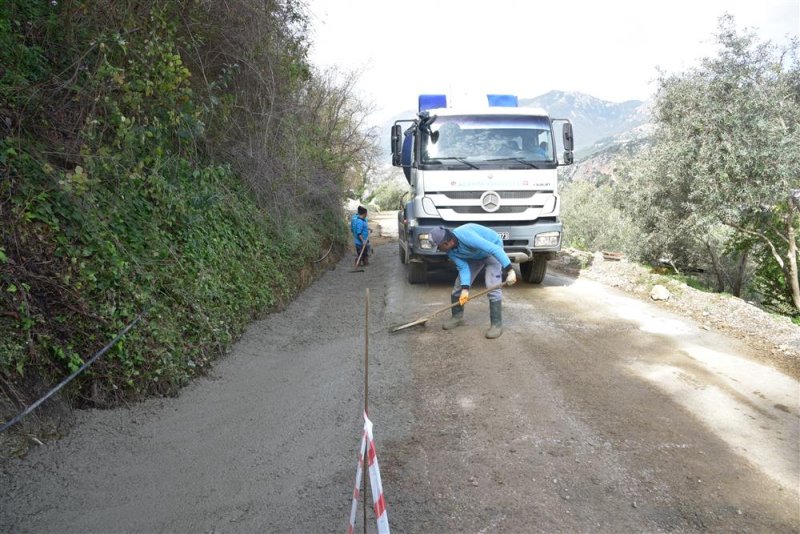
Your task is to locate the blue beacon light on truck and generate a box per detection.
[486,94,518,107]
[418,94,519,112]
[418,94,447,112]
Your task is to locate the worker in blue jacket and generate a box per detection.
[350,206,370,266]
[429,224,517,339]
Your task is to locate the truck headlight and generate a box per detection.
[534,231,560,248]
[418,233,435,250]
[542,195,558,214]
[421,197,439,216]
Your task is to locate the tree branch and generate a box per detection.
[721,218,785,269]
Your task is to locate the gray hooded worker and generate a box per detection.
[429,224,517,338]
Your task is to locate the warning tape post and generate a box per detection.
[347,412,389,534]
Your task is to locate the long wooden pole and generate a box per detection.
[362,288,369,533]
[365,287,369,415]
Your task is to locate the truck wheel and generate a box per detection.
[521,256,547,284]
[407,262,427,284]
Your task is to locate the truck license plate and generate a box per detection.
[498,232,510,240]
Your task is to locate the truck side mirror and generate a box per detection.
[401,132,412,182]
[391,124,402,166]
[562,122,574,151]
[558,121,574,166]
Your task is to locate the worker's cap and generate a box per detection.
[429,227,454,247]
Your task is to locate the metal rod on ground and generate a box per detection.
[0,312,144,433]
[363,287,369,534]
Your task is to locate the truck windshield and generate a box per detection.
[421,115,555,165]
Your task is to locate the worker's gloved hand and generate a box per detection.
[458,289,470,306]
[502,265,517,286]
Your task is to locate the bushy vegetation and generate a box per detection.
[562,16,799,317]
[560,181,642,256]
[368,179,409,212]
[0,0,375,414]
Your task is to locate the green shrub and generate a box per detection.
[368,180,409,211]
[0,1,352,409]
[560,181,642,256]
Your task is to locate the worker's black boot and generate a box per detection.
[485,300,503,339]
[442,294,464,330]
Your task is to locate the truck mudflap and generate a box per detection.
[407,260,427,284]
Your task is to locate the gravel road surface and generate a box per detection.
[1,220,797,532]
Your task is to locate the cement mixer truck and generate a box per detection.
[390,93,574,284]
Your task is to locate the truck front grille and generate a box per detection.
[442,191,536,200]
[452,206,529,214]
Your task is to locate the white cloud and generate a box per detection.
[307,0,799,123]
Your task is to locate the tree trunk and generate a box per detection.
[705,240,726,293]
[731,249,748,298]
[785,197,800,313]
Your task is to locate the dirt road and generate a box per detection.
[1,219,798,532]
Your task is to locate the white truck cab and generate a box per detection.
[391,93,574,284]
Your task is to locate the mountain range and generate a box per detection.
[519,91,650,152]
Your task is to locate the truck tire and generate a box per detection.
[521,256,547,284]
[407,261,427,284]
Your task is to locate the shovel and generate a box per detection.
[350,239,369,273]
[391,282,508,332]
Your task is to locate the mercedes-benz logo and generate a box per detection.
[480,191,501,213]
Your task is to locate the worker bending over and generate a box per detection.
[429,223,517,339]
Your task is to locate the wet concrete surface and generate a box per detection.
[1,227,798,532]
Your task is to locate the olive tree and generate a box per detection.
[560,180,643,256]
[621,16,799,312]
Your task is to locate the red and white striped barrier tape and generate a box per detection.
[347,411,389,534]
[347,430,367,534]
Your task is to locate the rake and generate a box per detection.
[391,282,507,332]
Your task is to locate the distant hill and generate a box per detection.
[519,91,650,151]
[560,135,652,186]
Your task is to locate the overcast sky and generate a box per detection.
[306,0,799,123]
